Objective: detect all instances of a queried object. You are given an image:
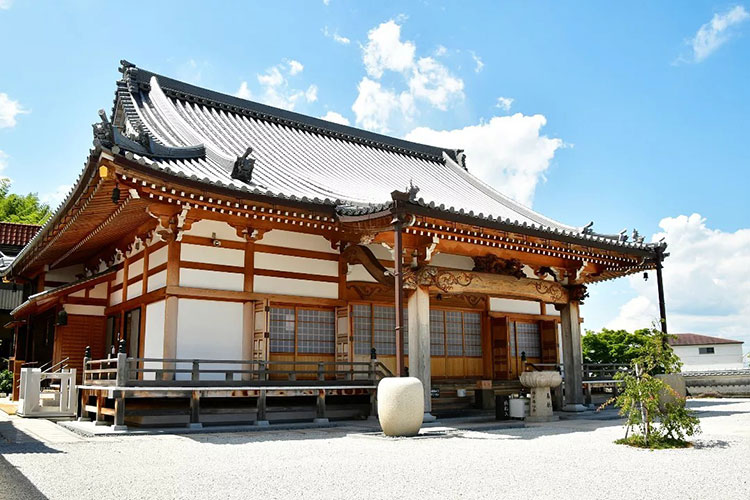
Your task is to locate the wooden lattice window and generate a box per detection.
[269,306,336,355]
[430,309,483,358]
[351,303,408,356]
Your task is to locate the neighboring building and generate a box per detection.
[0,222,40,369]
[668,333,745,372]
[2,61,666,425]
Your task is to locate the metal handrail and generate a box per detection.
[43,357,70,374]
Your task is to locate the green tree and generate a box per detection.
[582,327,651,365]
[0,178,52,224]
[601,327,700,449]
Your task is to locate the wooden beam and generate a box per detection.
[405,266,570,304]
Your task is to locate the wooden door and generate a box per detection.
[491,316,510,380]
[335,306,351,379]
[252,300,269,365]
[540,320,558,364]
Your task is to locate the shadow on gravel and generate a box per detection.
[693,439,731,449]
[687,399,749,409]
[0,422,63,455]
[0,455,48,500]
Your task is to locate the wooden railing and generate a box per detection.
[82,353,393,388]
[582,363,630,382]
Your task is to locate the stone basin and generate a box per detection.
[520,371,562,389]
[519,371,562,422]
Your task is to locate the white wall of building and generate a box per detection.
[175,298,243,380]
[674,343,744,371]
[143,300,166,380]
[490,297,541,315]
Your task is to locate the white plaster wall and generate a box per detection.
[147,270,167,292]
[176,299,243,380]
[185,219,245,242]
[109,289,122,306]
[90,283,107,299]
[181,243,244,267]
[127,280,142,300]
[143,300,166,380]
[180,268,244,291]
[257,229,337,254]
[69,290,85,298]
[674,344,744,371]
[347,264,377,283]
[128,258,144,278]
[546,304,561,316]
[46,264,85,283]
[148,246,168,269]
[365,243,393,261]
[254,275,338,299]
[430,253,475,270]
[254,252,337,276]
[113,269,124,286]
[63,304,105,316]
[490,297,541,315]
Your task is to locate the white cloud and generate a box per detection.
[0,0,13,10]
[40,184,72,208]
[607,214,750,348]
[470,51,484,73]
[687,6,750,62]
[323,26,350,45]
[362,20,416,78]
[288,60,304,75]
[405,113,563,206]
[354,19,464,131]
[236,60,316,111]
[320,111,350,126]
[235,81,252,99]
[0,92,29,128]
[496,96,514,112]
[408,57,464,110]
[352,77,414,133]
[435,45,447,57]
[305,84,318,103]
[0,150,8,173]
[322,0,330,5]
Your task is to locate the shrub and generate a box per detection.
[0,369,13,394]
[600,326,700,449]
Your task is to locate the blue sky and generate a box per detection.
[1,1,749,351]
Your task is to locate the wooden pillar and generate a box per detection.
[393,218,405,377]
[113,395,126,430]
[242,302,254,381]
[314,389,328,424]
[560,300,586,411]
[407,285,435,420]
[189,390,201,428]
[255,389,269,426]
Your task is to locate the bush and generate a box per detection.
[600,326,701,449]
[0,369,12,394]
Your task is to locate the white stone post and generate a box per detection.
[560,300,586,412]
[407,285,435,422]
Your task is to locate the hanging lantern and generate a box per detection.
[56,309,68,326]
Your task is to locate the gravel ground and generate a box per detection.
[1,398,749,500]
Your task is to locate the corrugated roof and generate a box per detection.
[668,333,743,346]
[0,222,40,247]
[113,62,645,245]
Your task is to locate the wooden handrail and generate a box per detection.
[81,355,393,388]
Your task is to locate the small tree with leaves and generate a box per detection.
[0,178,52,224]
[601,326,700,448]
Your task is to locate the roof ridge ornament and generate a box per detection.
[407,180,420,202]
[92,109,114,148]
[231,147,256,184]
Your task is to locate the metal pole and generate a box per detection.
[393,216,405,377]
[655,248,668,334]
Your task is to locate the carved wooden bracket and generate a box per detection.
[473,254,525,279]
[403,266,476,293]
[341,245,394,287]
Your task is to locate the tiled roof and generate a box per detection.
[668,333,743,346]
[0,222,40,247]
[104,61,660,252]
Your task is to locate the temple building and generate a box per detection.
[4,61,666,426]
